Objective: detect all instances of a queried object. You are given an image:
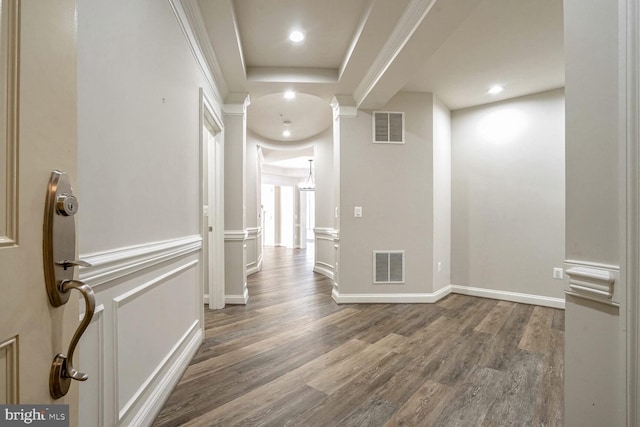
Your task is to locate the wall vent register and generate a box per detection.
[373,111,404,144]
[373,251,405,283]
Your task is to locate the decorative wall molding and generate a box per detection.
[353,0,437,106]
[314,228,338,280]
[565,265,617,306]
[0,336,17,404]
[564,259,620,305]
[126,321,201,427]
[246,227,263,275]
[313,265,334,280]
[564,259,620,271]
[225,287,249,305]
[330,96,358,119]
[79,305,104,427]
[79,235,202,288]
[451,285,565,309]
[224,229,248,241]
[168,0,226,103]
[113,260,199,422]
[332,286,450,304]
[0,0,20,248]
[222,94,251,115]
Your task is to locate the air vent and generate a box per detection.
[373,251,405,284]
[373,111,404,144]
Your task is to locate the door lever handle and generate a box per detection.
[50,279,95,399]
[55,259,92,270]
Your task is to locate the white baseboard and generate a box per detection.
[313,265,334,280]
[332,285,451,304]
[450,284,565,309]
[128,323,202,426]
[247,255,263,276]
[331,285,564,309]
[225,287,249,305]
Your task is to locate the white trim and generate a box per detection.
[451,285,565,309]
[353,0,437,107]
[0,336,18,404]
[179,0,228,97]
[565,266,615,300]
[313,265,334,280]
[224,230,248,241]
[167,0,225,103]
[79,305,105,427]
[332,286,451,304]
[223,95,251,115]
[225,287,249,305]
[624,0,640,422]
[247,257,263,276]
[79,236,202,288]
[564,259,620,271]
[330,96,358,119]
[113,260,199,306]
[113,261,199,421]
[126,322,202,427]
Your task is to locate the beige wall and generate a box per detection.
[433,96,451,291]
[338,92,435,295]
[563,0,625,424]
[451,89,565,300]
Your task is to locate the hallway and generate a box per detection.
[153,247,563,426]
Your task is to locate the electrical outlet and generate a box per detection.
[552,267,563,279]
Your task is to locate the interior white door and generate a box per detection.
[0,0,79,416]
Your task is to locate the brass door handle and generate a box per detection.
[49,279,95,399]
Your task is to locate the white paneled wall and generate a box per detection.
[78,239,203,426]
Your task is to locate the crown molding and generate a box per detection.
[353,0,437,107]
[169,0,228,103]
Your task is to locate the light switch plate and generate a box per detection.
[354,206,362,217]
[553,267,563,279]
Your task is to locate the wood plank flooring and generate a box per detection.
[153,247,564,426]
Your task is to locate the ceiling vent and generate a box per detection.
[373,251,405,284]
[373,111,404,144]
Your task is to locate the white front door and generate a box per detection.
[0,0,79,419]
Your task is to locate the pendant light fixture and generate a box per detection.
[300,159,315,191]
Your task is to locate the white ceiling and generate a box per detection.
[195,0,564,166]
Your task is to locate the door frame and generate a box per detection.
[200,89,225,310]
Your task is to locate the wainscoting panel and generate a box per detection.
[78,237,203,427]
[0,336,17,404]
[78,305,105,427]
[246,227,263,275]
[114,260,199,421]
[314,228,337,279]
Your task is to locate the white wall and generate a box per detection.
[451,89,565,303]
[77,0,217,425]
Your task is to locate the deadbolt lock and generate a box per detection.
[56,193,78,216]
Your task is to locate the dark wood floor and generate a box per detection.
[153,247,564,426]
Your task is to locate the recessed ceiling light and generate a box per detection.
[289,30,304,43]
[283,130,291,137]
[284,91,296,99]
[487,85,504,95]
